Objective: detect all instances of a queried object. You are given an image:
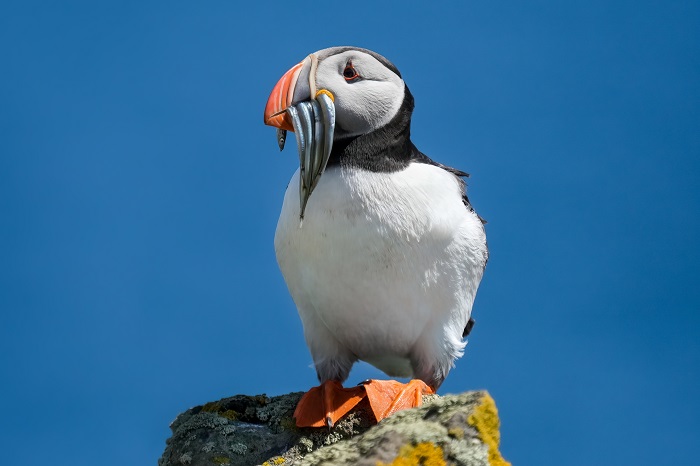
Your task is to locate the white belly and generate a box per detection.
[274,163,487,380]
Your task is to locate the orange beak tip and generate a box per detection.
[264,109,295,132]
[264,115,294,132]
[264,60,304,132]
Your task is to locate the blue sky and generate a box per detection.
[1,1,698,464]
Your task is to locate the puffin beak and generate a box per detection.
[264,54,336,221]
[263,60,305,131]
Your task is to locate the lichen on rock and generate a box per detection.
[468,394,511,466]
[159,390,510,466]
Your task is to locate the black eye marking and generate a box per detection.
[343,62,360,82]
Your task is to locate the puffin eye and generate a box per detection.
[343,62,359,81]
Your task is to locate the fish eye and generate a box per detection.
[343,62,359,81]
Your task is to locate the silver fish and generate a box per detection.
[276,129,287,151]
[280,94,335,220]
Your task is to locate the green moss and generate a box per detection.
[201,402,222,413]
[220,410,239,421]
[200,402,240,421]
[279,415,299,432]
[211,456,230,464]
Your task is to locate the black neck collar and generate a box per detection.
[327,87,427,173]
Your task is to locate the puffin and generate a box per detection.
[263,46,488,428]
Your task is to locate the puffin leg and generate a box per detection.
[293,380,366,428]
[363,379,435,422]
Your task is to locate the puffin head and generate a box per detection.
[264,47,407,139]
[264,47,413,219]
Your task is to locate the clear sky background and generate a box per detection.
[1,1,698,465]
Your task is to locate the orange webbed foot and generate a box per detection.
[363,379,435,422]
[293,380,366,428]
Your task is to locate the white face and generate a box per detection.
[314,50,405,138]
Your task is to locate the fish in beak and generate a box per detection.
[264,54,336,221]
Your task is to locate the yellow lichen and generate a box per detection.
[377,442,446,466]
[467,394,511,466]
[447,427,465,440]
[262,457,286,466]
[211,456,230,465]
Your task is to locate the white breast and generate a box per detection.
[274,163,488,384]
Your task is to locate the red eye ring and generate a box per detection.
[343,63,359,81]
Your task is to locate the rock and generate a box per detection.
[158,390,510,466]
